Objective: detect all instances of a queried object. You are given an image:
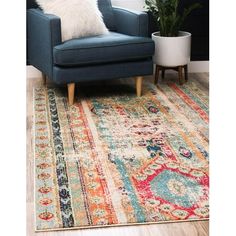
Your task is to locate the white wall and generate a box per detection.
[111,0,145,11]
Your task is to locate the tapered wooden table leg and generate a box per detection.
[154,65,160,84]
[135,76,143,97]
[161,69,165,79]
[178,66,184,85]
[184,64,188,82]
[67,83,75,105]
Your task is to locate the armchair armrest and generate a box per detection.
[113,7,148,37]
[27,9,61,78]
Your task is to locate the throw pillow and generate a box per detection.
[36,0,109,41]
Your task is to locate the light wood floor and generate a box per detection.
[27,67,209,236]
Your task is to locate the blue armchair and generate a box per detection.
[27,0,154,105]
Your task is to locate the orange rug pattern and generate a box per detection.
[34,81,209,231]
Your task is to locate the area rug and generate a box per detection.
[33,80,209,231]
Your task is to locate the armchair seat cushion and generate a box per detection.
[53,32,154,66]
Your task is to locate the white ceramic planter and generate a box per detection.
[152,31,191,67]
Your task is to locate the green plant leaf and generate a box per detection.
[145,0,202,37]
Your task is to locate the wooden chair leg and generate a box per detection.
[178,66,184,85]
[161,69,165,79]
[67,83,75,105]
[135,76,143,97]
[154,65,160,84]
[184,64,188,82]
[42,73,46,85]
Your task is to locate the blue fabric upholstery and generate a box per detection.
[113,7,148,37]
[27,0,154,86]
[98,0,116,31]
[27,9,61,78]
[53,32,154,66]
[53,60,153,84]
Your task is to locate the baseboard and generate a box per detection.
[27,66,42,78]
[188,61,209,73]
[152,61,209,75]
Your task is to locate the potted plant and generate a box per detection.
[145,0,201,67]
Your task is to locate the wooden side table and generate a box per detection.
[154,64,188,85]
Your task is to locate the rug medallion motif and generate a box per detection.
[34,81,209,231]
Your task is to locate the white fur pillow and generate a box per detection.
[36,0,109,41]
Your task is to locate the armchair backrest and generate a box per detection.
[27,0,116,31]
[98,0,116,31]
